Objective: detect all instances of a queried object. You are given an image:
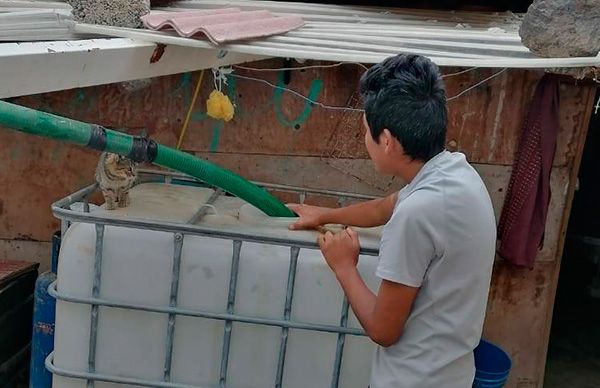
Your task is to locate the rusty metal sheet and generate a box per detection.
[473,165,571,263]
[0,130,568,262]
[196,152,569,262]
[195,152,389,196]
[0,62,593,388]
[0,258,39,285]
[0,240,51,274]
[5,63,587,168]
[483,260,559,388]
[167,62,578,167]
[556,81,596,167]
[0,128,98,241]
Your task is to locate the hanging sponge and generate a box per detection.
[206,90,234,122]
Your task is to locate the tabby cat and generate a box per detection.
[95,152,137,210]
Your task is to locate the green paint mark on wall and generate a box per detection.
[76,90,86,103]
[209,121,224,153]
[273,72,323,129]
[175,72,193,106]
[9,147,20,161]
[50,143,62,162]
[192,111,207,122]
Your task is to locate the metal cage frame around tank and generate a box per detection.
[45,169,380,388]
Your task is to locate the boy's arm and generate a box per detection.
[319,228,418,347]
[288,192,398,230]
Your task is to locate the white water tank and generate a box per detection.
[51,182,382,388]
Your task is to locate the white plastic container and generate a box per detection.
[52,182,382,388]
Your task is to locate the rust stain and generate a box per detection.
[150,44,166,64]
[34,322,55,335]
[484,261,558,388]
[488,260,547,307]
[16,234,36,241]
[489,71,508,159]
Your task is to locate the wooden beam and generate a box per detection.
[0,38,268,98]
[193,152,569,263]
[537,84,598,388]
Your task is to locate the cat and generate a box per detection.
[95,152,137,210]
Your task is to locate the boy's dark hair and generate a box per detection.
[360,54,447,162]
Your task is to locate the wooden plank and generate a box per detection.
[195,152,569,263]
[3,66,587,167]
[536,84,598,388]
[0,38,267,99]
[483,260,558,388]
[0,128,98,241]
[160,63,578,167]
[0,68,582,249]
[198,153,393,196]
[484,84,596,388]
[0,258,38,285]
[0,131,569,264]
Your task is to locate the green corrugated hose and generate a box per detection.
[0,100,295,217]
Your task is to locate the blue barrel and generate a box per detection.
[473,339,512,388]
[29,231,60,388]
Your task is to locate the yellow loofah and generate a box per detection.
[206,90,234,122]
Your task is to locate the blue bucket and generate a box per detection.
[472,339,511,388]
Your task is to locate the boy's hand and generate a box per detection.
[287,204,330,230]
[318,227,360,276]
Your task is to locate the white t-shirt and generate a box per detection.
[370,151,496,388]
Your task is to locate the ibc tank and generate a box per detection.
[48,172,383,388]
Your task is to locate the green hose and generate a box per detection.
[0,100,295,217]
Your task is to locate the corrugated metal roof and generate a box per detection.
[0,0,597,98]
[2,0,599,68]
[78,0,600,68]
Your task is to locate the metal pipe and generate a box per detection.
[331,298,351,388]
[219,240,242,387]
[275,246,300,387]
[163,233,184,382]
[86,224,105,387]
[48,281,366,336]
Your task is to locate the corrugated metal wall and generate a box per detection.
[0,60,596,387]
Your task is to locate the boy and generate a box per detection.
[288,54,496,388]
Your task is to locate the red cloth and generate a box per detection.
[497,74,560,267]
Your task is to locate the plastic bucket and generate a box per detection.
[473,339,511,388]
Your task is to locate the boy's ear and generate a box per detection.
[382,129,397,151]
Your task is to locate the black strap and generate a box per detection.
[128,136,158,163]
[88,124,158,163]
[87,124,107,151]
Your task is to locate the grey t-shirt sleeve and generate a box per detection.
[376,197,441,288]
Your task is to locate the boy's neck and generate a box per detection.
[397,159,425,184]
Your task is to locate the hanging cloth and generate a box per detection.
[497,74,560,267]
